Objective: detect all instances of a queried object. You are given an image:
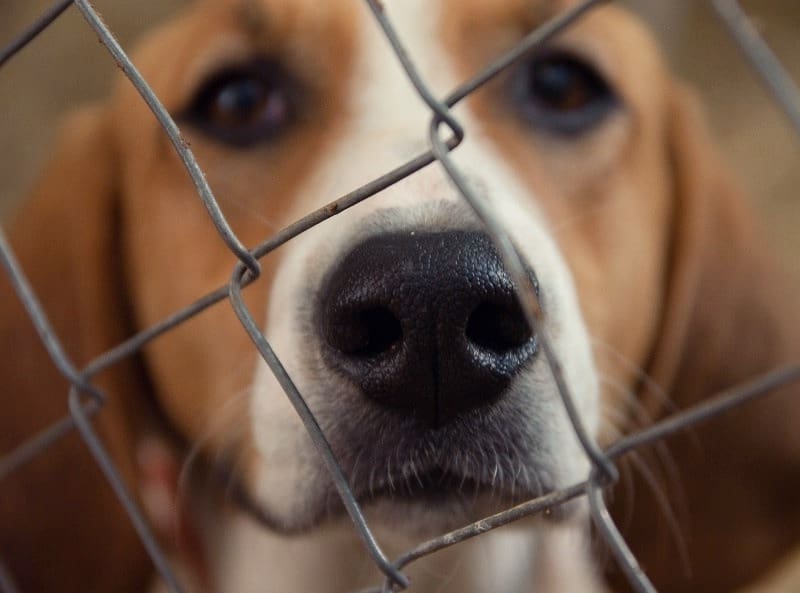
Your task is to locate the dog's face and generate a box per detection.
[108,0,675,535]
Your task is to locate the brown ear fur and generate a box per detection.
[607,87,800,592]
[0,109,154,592]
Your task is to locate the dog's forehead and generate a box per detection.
[162,0,626,99]
[181,0,639,106]
[201,0,570,108]
[217,0,567,49]
[229,0,562,24]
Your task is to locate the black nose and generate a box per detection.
[319,230,537,428]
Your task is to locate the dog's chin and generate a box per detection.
[235,466,576,540]
[361,491,525,539]
[358,470,586,538]
[355,469,533,533]
[238,490,527,540]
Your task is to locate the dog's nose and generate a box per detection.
[320,231,537,428]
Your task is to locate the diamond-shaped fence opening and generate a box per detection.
[0,1,798,593]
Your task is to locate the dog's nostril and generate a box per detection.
[328,307,402,357]
[465,301,532,354]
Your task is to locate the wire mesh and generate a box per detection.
[0,0,798,592]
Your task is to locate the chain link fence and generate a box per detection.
[0,1,799,592]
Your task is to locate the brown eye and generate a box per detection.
[185,59,295,147]
[513,51,617,135]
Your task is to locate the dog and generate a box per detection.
[1,0,799,592]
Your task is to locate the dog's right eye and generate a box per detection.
[184,60,295,147]
[511,50,618,136]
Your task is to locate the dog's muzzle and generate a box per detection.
[319,230,538,428]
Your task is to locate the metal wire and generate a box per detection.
[67,388,187,593]
[228,263,408,588]
[0,227,101,402]
[710,0,800,136]
[0,0,798,592]
[0,0,72,68]
[0,559,20,593]
[72,0,261,276]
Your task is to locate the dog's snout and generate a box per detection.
[320,230,538,428]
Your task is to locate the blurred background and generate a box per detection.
[1,0,798,283]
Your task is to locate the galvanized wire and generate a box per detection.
[0,559,20,593]
[710,0,800,136]
[73,0,261,276]
[0,0,798,592]
[0,0,72,68]
[0,228,101,402]
[68,388,187,593]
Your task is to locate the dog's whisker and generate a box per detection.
[597,392,690,580]
[411,458,424,490]
[599,374,676,476]
[625,450,692,580]
[490,446,500,489]
[528,466,544,502]
[615,394,685,517]
[596,420,637,532]
[220,437,256,510]
[200,414,253,508]
[599,374,687,524]
[590,336,677,414]
[177,385,253,506]
[2,0,797,589]
[219,194,282,232]
[349,448,367,492]
[385,458,396,494]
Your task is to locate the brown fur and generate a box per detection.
[0,1,358,591]
[445,2,800,591]
[606,88,800,593]
[1,1,799,592]
[0,108,152,593]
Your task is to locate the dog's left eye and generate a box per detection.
[184,60,294,147]
[512,50,618,135]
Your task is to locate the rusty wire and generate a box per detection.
[0,1,799,592]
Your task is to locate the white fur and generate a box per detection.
[224,0,603,591]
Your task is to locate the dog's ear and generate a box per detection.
[607,86,800,592]
[0,108,154,593]
[645,87,799,408]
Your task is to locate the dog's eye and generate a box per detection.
[185,61,294,146]
[513,51,617,135]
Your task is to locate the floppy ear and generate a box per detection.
[607,87,800,592]
[0,108,155,593]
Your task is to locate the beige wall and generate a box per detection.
[633,1,800,284]
[1,0,798,281]
[0,1,188,212]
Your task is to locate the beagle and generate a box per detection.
[1,1,799,592]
